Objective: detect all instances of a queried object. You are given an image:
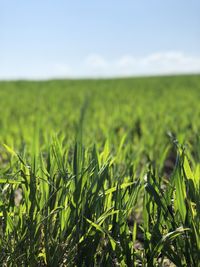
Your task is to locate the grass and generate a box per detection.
[0,75,200,266]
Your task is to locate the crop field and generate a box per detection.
[1,75,200,266]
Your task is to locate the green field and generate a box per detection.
[1,75,200,266]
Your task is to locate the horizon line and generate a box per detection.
[0,72,200,83]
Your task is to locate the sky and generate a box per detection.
[0,0,200,79]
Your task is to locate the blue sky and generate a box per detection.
[0,0,200,79]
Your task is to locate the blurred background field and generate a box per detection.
[1,75,200,150]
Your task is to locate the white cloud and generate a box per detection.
[117,55,136,68]
[1,51,200,79]
[81,51,200,77]
[139,51,200,74]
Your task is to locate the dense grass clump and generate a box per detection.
[1,75,200,266]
